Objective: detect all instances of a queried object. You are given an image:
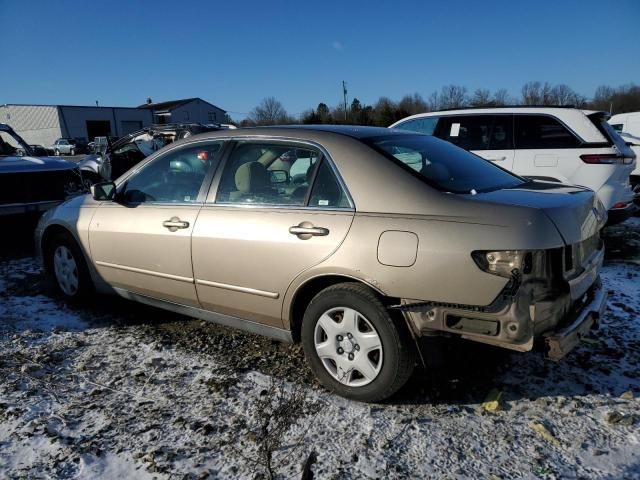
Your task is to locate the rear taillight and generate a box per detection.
[611,202,630,210]
[580,153,624,164]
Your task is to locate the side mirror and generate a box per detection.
[90,181,117,201]
[270,170,289,184]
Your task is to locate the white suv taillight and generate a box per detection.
[580,153,631,164]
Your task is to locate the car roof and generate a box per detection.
[192,125,416,141]
[389,108,608,144]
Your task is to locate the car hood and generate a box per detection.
[464,181,605,245]
[0,155,78,173]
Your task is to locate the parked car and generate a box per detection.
[609,111,640,137]
[29,144,49,156]
[53,138,79,156]
[618,131,640,206]
[390,107,637,224]
[78,123,229,187]
[0,124,84,217]
[36,126,608,402]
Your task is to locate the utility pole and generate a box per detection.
[342,81,348,121]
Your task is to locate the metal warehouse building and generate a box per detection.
[0,104,153,147]
[139,97,227,125]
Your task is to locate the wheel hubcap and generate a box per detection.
[314,307,383,387]
[53,246,79,296]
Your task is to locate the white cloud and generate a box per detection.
[331,40,343,51]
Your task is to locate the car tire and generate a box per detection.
[70,148,75,156]
[45,231,93,301]
[54,149,60,156]
[301,282,416,402]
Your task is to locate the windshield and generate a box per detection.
[364,134,524,194]
[0,130,31,157]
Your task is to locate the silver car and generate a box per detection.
[36,126,608,401]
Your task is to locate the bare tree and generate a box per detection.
[492,88,511,106]
[438,85,468,109]
[398,93,428,115]
[551,84,578,106]
[470,88,492,107]
[250,97,291,125]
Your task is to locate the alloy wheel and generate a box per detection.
[53,245,79,296]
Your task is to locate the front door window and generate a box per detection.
[120,142,223,203]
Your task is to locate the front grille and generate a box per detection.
[0,169,83,205]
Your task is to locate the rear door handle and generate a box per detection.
[163,217,190,231]
[289,222,329,239]
[487,156,506,161]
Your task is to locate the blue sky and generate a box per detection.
[2,0,639,120]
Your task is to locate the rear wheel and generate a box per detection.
[45,232,93,301]
[301,283,415,402]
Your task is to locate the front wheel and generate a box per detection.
[301,283,416,402]
[45,232,93,301]
[70,148,75,156]
[54,149,60,156]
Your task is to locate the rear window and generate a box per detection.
[514,115,582,148]
[364,134,524,194]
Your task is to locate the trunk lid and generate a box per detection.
[467,181,605,245]
[585,111,636,161]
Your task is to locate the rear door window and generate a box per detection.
[514,115,581,149]
[433,115,513,151]
[394,117,439,135]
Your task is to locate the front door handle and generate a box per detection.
[163,217,190,232]
[487,156,506,162]
[289,222,329,240]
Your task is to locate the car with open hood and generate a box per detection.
[36,126,608,401]
[78,123,233,188]
[0,124,84,217]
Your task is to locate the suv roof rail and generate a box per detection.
[432,105,579,112]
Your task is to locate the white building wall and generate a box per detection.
[0,105,62,147]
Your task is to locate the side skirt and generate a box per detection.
[113,287,294,343]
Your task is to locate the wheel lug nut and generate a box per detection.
[347,332,353,339]
[337,347,344,354]
[354,344,360,351]
[337,335,343,341]
[348,353,354,360]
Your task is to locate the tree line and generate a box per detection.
[239,82,640,127]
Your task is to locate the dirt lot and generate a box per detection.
[0,217,639,479]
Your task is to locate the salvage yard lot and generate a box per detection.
[1,219,639,479]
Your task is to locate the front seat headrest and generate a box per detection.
[235,161,270,193]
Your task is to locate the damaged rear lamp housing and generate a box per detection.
[472,250,532,277]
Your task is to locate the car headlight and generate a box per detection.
[472,250,532,278]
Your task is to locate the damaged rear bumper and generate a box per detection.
[543,281,607,361]
[399,246,606,358]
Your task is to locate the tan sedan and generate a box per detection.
[36,126,607,401]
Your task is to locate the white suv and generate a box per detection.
[609,112,640,203]
[390,107,636,224]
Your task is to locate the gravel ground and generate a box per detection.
[0,218,638,479]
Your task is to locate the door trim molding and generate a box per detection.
[195,279,279,299]
[113,287,293,342]
[95,261,194,283]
